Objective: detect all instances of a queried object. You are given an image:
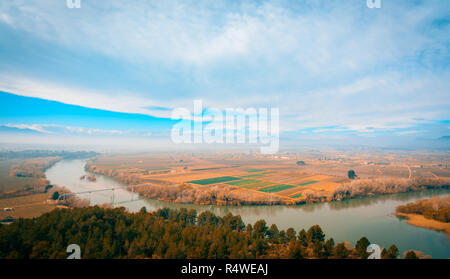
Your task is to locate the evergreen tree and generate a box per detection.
[253,220,268,238]
[335,243,349,259]
[267,224,279,242]
[287,240,304,259]
[404,250,419,259]
[306,225,325,243]
[355,237,370,259]
[386,245,399,259]
[298,229,308,247]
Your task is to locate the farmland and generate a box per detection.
[0,151,97,219]
[187,176,241,185]
[85,150,450,206]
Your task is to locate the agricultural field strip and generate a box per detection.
[240,174,265,178]
[291,193,303,198]
[258,184,296,193]
[261,171,277,174]
[225,179,262,186]
[239,181,274,189]
[298,180,320,186]
[225,178,279,189]
[187,176,241,185]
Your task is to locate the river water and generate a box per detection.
[45,159,450,258]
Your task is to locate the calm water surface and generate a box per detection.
[46,159,450,258]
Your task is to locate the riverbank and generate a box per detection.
[395,213,450,236]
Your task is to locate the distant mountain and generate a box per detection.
[0,125,43,134]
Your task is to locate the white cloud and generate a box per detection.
[0,0,445,67]
[0,0,449,135]
[0,74,175,118]
[2,123,133,136]
[0,13,13,26]
[4,123,49,133]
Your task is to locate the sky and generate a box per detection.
[0,0,449,150]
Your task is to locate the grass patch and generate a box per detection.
[259,184,296,193]
[298,180,319,186]
[261,171,277,175]
[291,193,303,198]
[187,176,241,185]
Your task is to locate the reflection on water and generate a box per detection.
[46,159,450,258]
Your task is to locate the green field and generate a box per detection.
[261,171,277,175]
[241,181,273,189]
[187,176,241,185]
[227,179,274,189]
[298,180,319,186]
[291,193,303,198]
[226,179,261,186]
[240,174,265,178]
[258,184,296,193]
[243,169,266,173]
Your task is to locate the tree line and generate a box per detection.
[0,206,414,259]
[396,196,449,223]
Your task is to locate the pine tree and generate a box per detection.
[404,250,419,259]
[335,243,349,259]
[287,240,304,259]
[355,237,370,259]
[386,245,399,259]
[298,229,308,247]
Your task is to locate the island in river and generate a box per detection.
[395,196,450,236]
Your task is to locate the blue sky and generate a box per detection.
[0,0,449,149]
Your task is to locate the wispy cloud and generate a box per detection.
[0,74,174,118]
[0,0,448,144]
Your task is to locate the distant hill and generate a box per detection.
[0,150,99,159]
[0,125,43,135]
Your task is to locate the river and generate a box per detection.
[45,159,450,258]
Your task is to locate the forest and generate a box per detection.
[0,206,413,259]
